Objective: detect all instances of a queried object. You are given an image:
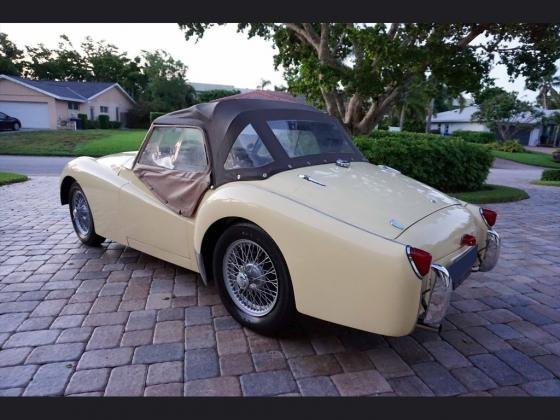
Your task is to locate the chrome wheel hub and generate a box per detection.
[223,239,279,317]
[236,272,249,289]
[71,190,91,237]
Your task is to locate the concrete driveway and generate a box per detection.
[0,155,72,177]
[0,161,559,396]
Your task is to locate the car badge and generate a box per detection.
[390,219,405,230]
[335,159,351,168]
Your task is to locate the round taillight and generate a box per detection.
[406,246,433,278]
[461,234,477,246]
[480,208,497,227]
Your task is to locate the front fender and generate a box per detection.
[194,182,423,336]
[59,156,128,241]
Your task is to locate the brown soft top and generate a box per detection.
[152,91,365,188]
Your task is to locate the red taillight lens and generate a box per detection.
[480,208,497,227]
[406,246,433,278]
[461,234,477,246]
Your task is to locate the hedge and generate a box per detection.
[149,112,166,123]
[452,130,496,144]
[354,133,494,192]
[542,169,560,181]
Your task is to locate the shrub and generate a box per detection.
[552,149,560,163]
[354,134,494,192]
[452,130,496,144]
[149,112,166,123]
[98,115,110,129]
[487,140,525,153]
[366,130,443,142]
[84,119,99,129]
[542,169,560,181]
[109,121,121,129]
[77,113,88,130]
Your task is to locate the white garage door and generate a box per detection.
[0,101,50,129]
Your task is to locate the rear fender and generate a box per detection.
[194,182,423,336]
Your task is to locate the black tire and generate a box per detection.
[213,222,296,335]
[68,182,105,246]
[12,122,20,131]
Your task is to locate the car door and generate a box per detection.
[118,125,210,270]
[0,112,8,130]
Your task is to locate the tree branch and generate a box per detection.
[283,23,320,50]
[387,23,400,39]
[457,24,491,49]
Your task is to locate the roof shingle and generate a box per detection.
[2,75,117,101]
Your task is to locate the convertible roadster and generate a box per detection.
[59,91,500,336]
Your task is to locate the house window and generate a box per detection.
[68,102,79,110]
[115,107,120,122]
[100,106,109,114]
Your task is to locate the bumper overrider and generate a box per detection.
[417,229,501,331]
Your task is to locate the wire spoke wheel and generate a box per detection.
[223,239,279,317]
[71,189,92,237]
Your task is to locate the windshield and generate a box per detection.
[267,119,354,158]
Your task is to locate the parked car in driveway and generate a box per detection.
[0,112,21,131]
[59,91,501,336]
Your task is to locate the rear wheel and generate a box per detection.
[69,182,105,246]
[213,222,296,335]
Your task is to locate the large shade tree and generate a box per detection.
[0,33,25,76]
[179,23,560,134]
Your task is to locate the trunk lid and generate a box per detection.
[253,161,461,239]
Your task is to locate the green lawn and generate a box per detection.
[491,150,560,169]
[0,129,147,157]
[531,180,560,187]
[449,184,529,204]
[0,171,28,186]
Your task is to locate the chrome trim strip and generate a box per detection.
[298,174,326,187]
[406,245,423,279]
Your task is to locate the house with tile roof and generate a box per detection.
[0,74,136,129]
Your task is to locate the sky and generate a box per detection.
[0,23,539,101]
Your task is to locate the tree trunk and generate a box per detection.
[497,124,509,142]
[399,104,406,131]
[425,99,435,133]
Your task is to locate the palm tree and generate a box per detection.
[535,72,560,110]
[257,78,271,90]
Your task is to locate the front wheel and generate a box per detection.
[69,182,105,246]
[213,222,296,335]
[12,122,20,131]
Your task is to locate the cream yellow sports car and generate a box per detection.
[59,92,500,336]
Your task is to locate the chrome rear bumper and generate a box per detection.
[417,229,501,331]
[472,229,501,272]
[417,264,452,331]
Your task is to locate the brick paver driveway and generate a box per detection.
[1,165,560,396]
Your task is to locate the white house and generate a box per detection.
[0,74,136,129]
[430,106,490,136]
[430,105,560,146]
